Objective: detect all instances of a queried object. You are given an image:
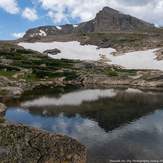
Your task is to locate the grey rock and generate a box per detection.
[0,77,12,87]
[0,124,86,163]
[43,48,61,55]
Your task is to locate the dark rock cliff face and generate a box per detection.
[23,7,155,41]
[93,7,154,32]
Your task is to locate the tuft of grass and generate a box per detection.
[116,69,137,76]
[104,68,137,77]
[0,70,16,77]
[104,69,118,77]
[23,73,38,82]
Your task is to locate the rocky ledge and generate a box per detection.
[0,123,86,163]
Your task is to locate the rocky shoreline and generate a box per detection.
[1,68,163,98]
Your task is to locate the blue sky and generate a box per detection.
[0,0,163,40]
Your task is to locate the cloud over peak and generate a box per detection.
[39,0,163,26]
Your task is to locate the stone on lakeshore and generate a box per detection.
[0,124,86,163]
[0,103,6,116]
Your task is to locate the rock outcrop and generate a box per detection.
[44,48,61,55]
[0,124,86,163]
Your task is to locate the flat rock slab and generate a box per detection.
[0,123,86,163]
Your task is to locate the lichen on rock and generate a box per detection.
[0,124,86,163]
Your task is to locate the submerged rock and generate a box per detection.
[0,124,86,163]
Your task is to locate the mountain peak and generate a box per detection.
[23,6,155,41]
[101,6,120,14]
[93,6,154,32]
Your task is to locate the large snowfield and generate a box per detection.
[19,41,163,71]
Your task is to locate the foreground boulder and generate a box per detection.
[0,103,6,116]
[0,124,86,163]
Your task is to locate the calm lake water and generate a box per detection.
[3,86,163,162]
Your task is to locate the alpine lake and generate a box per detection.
[2,85,163,163]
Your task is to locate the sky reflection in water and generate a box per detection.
[5,88,163,162]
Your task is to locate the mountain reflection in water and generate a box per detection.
[4,87,163,162]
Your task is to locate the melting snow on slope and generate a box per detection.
[110,49,163,70]
[18,41,163,71]
[19,41,115,61]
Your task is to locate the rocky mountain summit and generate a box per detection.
[93,7,154,32]
[23,7,155,41]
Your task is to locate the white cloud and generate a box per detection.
[39,0,107,23]
[22,8,38,21]
[39,0,163,25]
[12,32,25,38]
[48,10,69,24]
[0,0,19,14]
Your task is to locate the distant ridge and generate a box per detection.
[23,7,155,41]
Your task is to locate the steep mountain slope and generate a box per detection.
[93,7,154,32]
[23,7,155,41]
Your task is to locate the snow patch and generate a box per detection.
[110,49,163,70]
[39,30,47,37]
[29,30,47,38]
[155,24,160,28]
[18,41,115,61]
[18,41,163,71]
[126,88,143,94]
[73,24,78,28]
[56,26,62,30]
